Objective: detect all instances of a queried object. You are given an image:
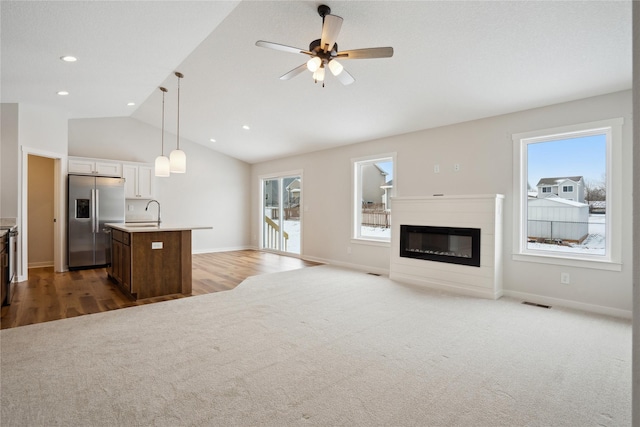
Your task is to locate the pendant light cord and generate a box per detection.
[175,72,183,150]
[159,86,168,155]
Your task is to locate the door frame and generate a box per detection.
[258,170,303,257]
[20,146,66,281]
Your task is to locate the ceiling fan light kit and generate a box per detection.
[256,4,393,87]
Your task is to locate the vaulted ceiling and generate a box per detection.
[1,1,631,164]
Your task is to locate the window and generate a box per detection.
[512,118,623,270]
[352,154,396,243]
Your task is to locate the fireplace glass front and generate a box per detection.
[399,225,481,267]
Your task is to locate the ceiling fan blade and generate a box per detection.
[256,40,311,56]
[335,68,355,86]
[279,63,308,80]
[320,14,343,52]
[337,47,394,60]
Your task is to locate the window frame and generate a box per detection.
[512,118,623,271]
[351,153,397,246]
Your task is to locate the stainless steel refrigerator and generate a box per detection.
[68,174,125,269]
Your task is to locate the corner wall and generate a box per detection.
[251,90,633,317]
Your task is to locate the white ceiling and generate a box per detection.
[1,1,631,164]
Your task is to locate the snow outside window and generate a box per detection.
[512,118,623,270]
[352,154,396,243]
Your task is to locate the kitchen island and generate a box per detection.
[106,223,211,300]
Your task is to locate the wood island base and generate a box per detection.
[108,228,192,300]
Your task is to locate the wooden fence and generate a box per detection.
[361,203,391,228]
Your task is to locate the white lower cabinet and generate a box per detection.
[123,164,154,199]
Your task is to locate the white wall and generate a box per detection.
[631,2,639,422]
[251,90,633,317]
[1,104,19,218]
[68,117,252,252]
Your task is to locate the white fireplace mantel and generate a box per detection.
[389,194,504,300]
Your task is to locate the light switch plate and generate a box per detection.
[152,242,163,250]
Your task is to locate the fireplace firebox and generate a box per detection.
[399,225,481,267]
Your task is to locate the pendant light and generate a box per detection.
[154,87,170,177]
[170,71,186,173]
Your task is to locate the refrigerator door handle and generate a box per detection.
[95,189,100,234]
[91,189,96,234]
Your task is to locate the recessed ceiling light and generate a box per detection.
[209,138,216,143]
[127,102,135,106]
[57,91,69,96]
[60,56,77,62]
[242,125,250,130]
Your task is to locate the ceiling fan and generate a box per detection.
[256,4,393,86]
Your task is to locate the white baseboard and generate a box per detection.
[301,255,390,276]
[28,261,54,269]
[192,246,252,254]
[503,289,631,319]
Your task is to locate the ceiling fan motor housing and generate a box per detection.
[309,39,337,58]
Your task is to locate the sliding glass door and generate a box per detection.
[262,174,301,255]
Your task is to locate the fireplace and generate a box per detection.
[399,225,481,267]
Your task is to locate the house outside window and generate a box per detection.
[512,118,623,271]
[352,154,396,243]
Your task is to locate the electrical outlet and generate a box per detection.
[434,164,440,173]
[454,163,460,172]
[560,273,570,284]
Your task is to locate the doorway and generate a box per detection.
[27,155,55,268]
[20,146,64,281]
[261,173,302,255]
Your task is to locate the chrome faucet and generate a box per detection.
[145,200,161,225]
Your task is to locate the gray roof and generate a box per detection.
[536,176,583,186]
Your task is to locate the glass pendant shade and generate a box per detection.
[313,66,325,82]
[170,149,186,173]
[328,59,344,76]
[155,155,170,177]
[307,56,321,72]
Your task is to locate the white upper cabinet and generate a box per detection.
[123,164,154,199]
[68,157,122,177]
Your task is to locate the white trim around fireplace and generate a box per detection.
[390,194,504,300]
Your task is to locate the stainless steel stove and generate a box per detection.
[1,225,18,305]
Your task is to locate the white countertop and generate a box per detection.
[106,223,212,233]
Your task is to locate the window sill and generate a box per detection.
[351,238,391,248]
[512,252,622,271]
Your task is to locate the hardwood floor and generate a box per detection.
[1,250,321,330]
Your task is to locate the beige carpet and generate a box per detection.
[0,265,631,426]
